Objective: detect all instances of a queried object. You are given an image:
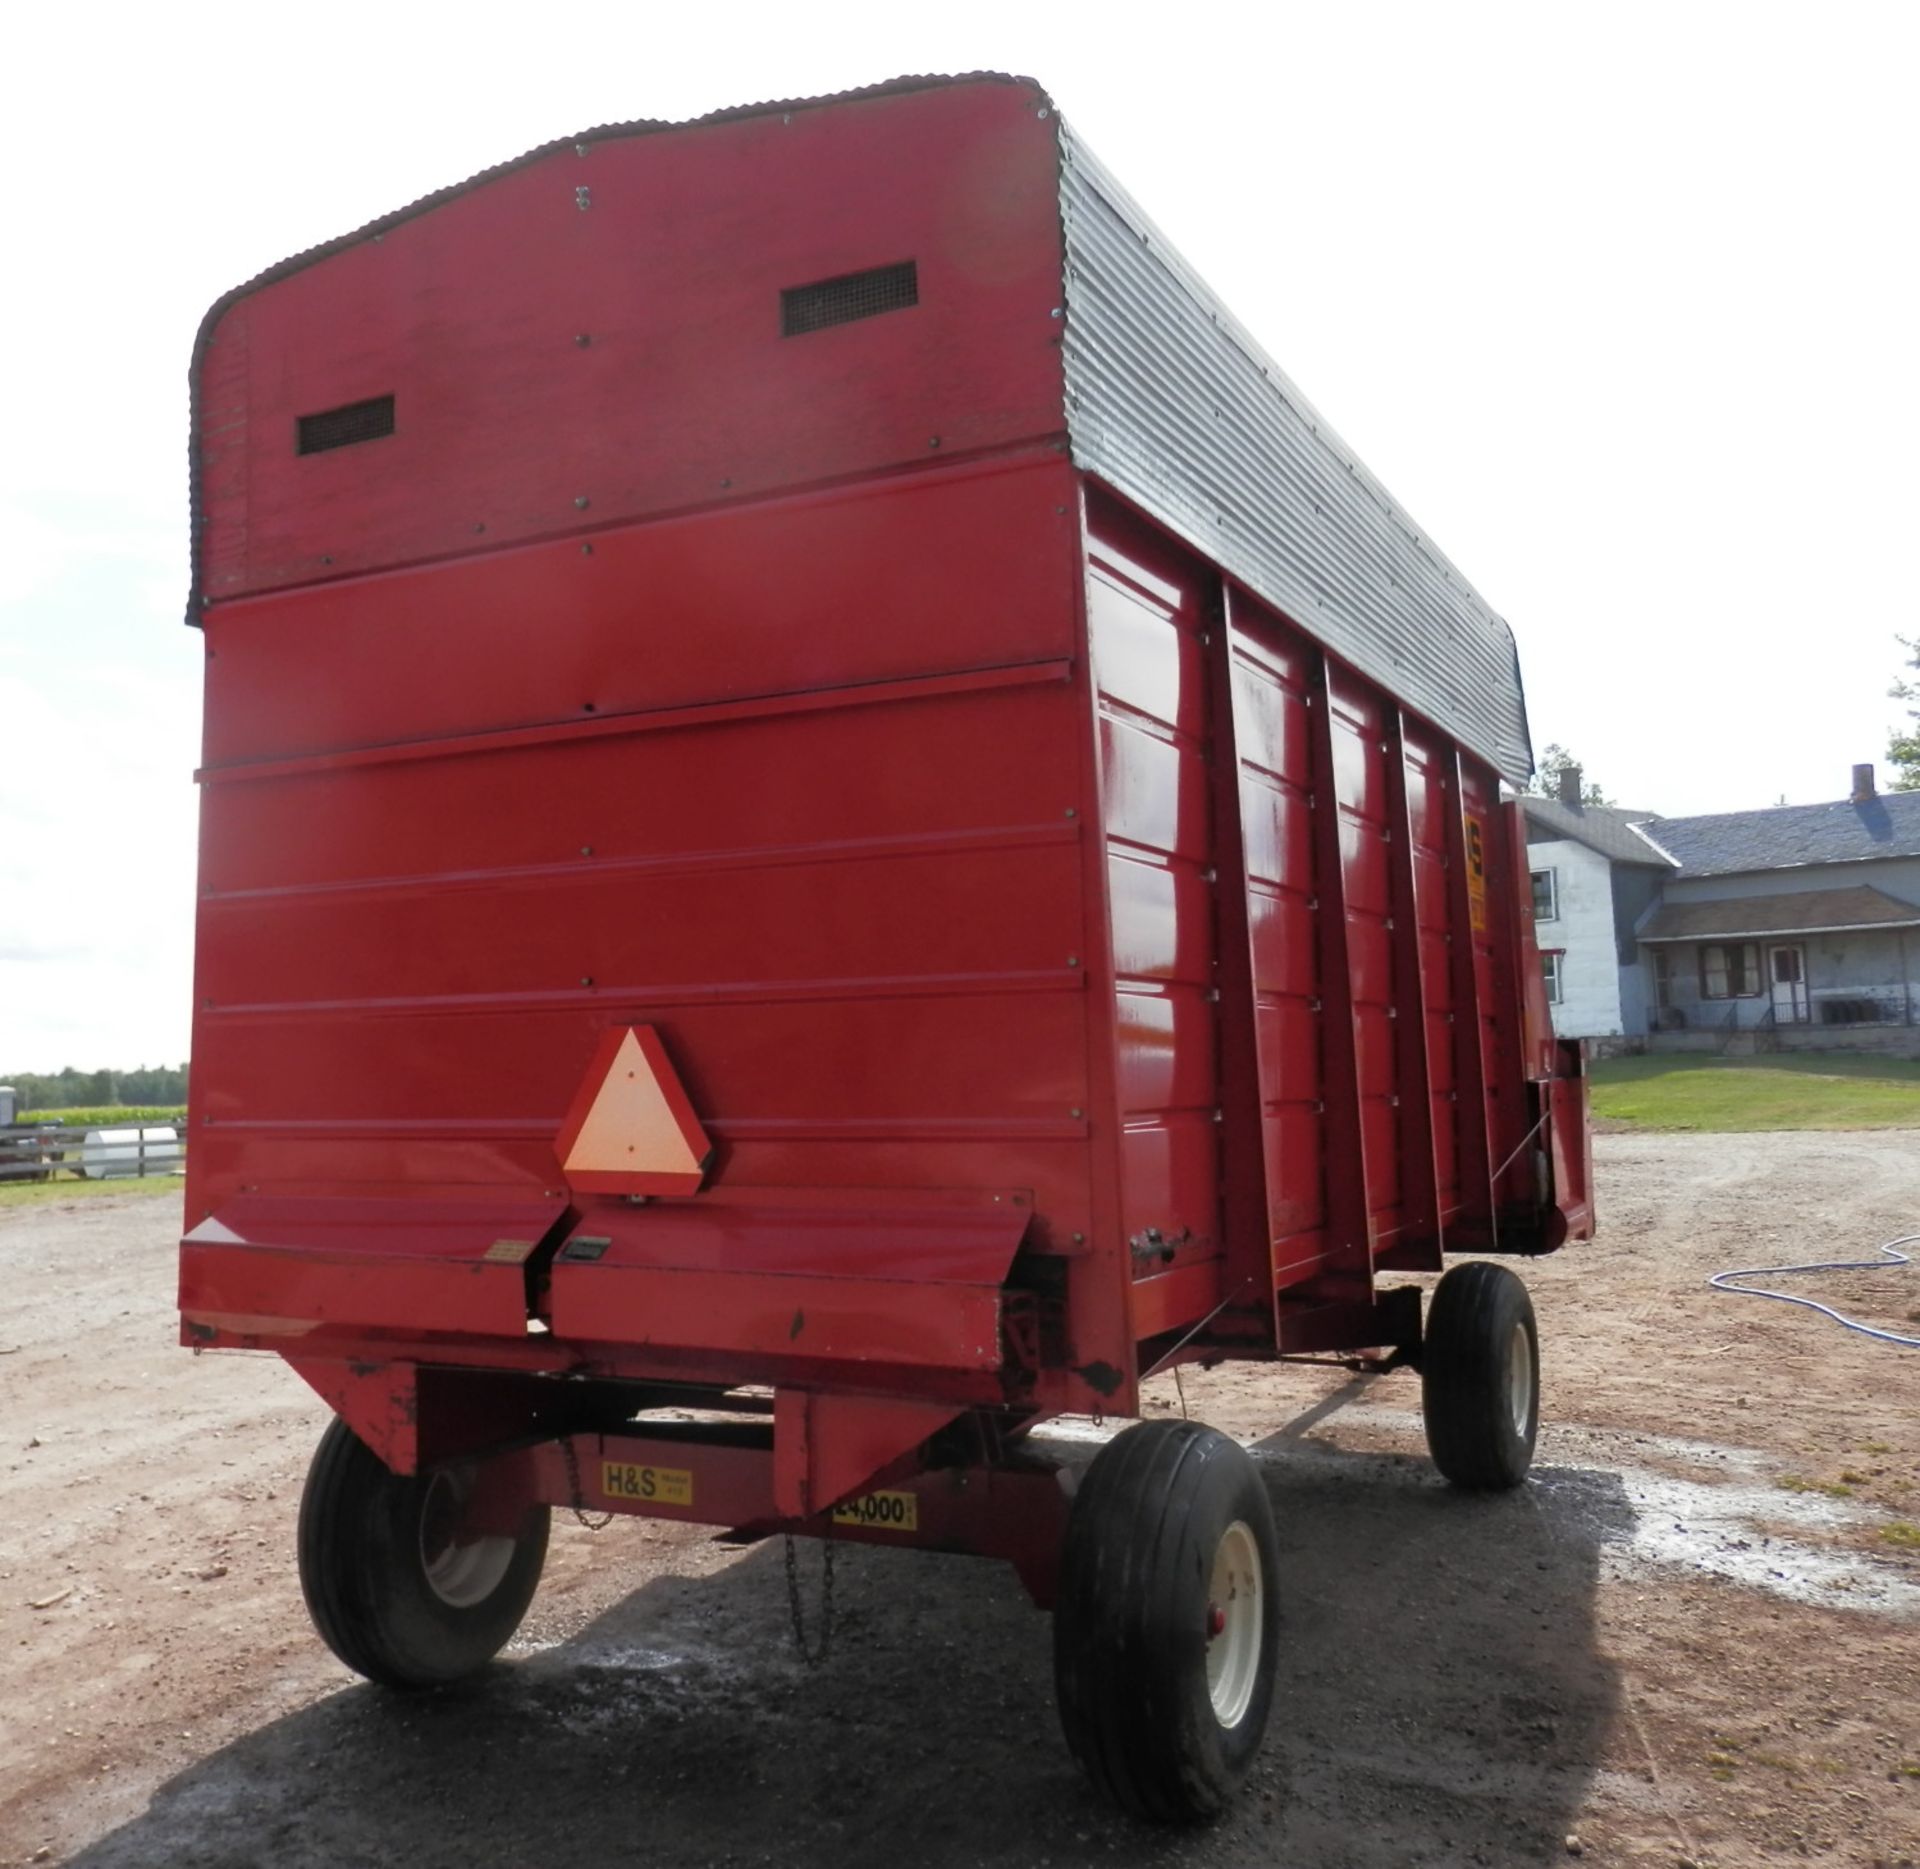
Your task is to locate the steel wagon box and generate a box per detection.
[179,72,1591,1822]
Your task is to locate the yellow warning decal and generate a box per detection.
[830,1490,919,1532]
[601,1462,693,1507]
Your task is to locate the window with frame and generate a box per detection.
[1541,950,1564,1004]
[1699,941,1762,999]
[1530,868,1558,922]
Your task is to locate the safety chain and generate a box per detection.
[783,1535,835,1666]
[559,1437,613,1532]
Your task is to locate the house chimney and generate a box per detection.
[1852,763,1877,803]
[1557,764,1583,808]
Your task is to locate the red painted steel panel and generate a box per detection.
[181,1194,564,1337]
[547,1200,1025,1374]
[1113,992,1218,1112]
[195,82,1065,602]
[287,1358,420,1473]
[1086,500,1226,1338]
[772,1391,967,1519]
[201,456,1078,769]
[1211,563,1592,1323]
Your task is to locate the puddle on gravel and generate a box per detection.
[1526,1457,1920,1615]
[1034,1412,1920,1620]
[1396,1409,1916,1618]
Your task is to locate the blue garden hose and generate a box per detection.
[1709,1235,1920,1347]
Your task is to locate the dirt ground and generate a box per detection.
[2,1134,1917,1869]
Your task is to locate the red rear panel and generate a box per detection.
[194,78,1064,605]
[191,456,1093,1210]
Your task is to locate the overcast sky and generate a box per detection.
[3,1,1916,1074]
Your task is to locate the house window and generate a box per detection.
[1699,942,1762,999]
[1541,950,1564,1004]
[1530,868,1558,922]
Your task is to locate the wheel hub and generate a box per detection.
[418,1467,516,1608]
[1204,1519,1263,1729]
[1507,1320,1535,1437]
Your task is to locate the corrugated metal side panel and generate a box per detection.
[1057,123,1533,786]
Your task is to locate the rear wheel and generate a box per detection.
[1053,1420,1280,1822]
[297,1417,549,1688]
[1421,1261,1539,1490]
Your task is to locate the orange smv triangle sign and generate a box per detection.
[554,1026,713,1196]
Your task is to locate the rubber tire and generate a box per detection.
[1053,1421,1281,1823]
[1421,1261,1540,1491]
[297,1417,550,1689]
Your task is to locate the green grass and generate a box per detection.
[1777,1474,1854,1500]
[1588,1052,1920,1132]
[0,1174,181,1210]
[1882,1522,1920,1549]
[19,1105,186,1128]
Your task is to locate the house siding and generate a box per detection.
[1653,945,1773,1031]
[1647,919,1920,1032]
[1798,927,1917,1024]
[1640,857,1920,1035]
[1529,838,1623,1037]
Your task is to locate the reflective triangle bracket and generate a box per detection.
[554,1026,714,1197]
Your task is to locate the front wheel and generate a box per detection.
[1421,1261,1540,1490]
[297,1418,550,1688]
[1053,1420,1280,1823]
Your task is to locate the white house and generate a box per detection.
[1634,767,1920,1047]
[1519,763,1920,1054]
[1519,776,1674,1040]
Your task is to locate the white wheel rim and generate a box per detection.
[1205,1519,1264,1729]
[1507,1322,1535,1438]
[419,1468,515,1609]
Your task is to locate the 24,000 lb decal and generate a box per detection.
[830,1490,918,1531]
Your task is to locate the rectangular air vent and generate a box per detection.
[296,395,396,455]
[781,261,918,338]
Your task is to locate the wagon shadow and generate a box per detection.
[68,1450,1629,1869]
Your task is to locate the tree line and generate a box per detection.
[0,1064,189,1110]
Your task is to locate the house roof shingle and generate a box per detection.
[1634,790,1920,878]
[1639,885,1920,943]
[1520,797,1676,868]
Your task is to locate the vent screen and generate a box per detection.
[297,395,396,455]
[781,261,919,337]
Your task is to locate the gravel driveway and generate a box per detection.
[2,1134,1916,1868]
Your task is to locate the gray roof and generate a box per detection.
[1635,790,1920,878]
[1520,797,1675,868]
[1640,885,1920,942]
